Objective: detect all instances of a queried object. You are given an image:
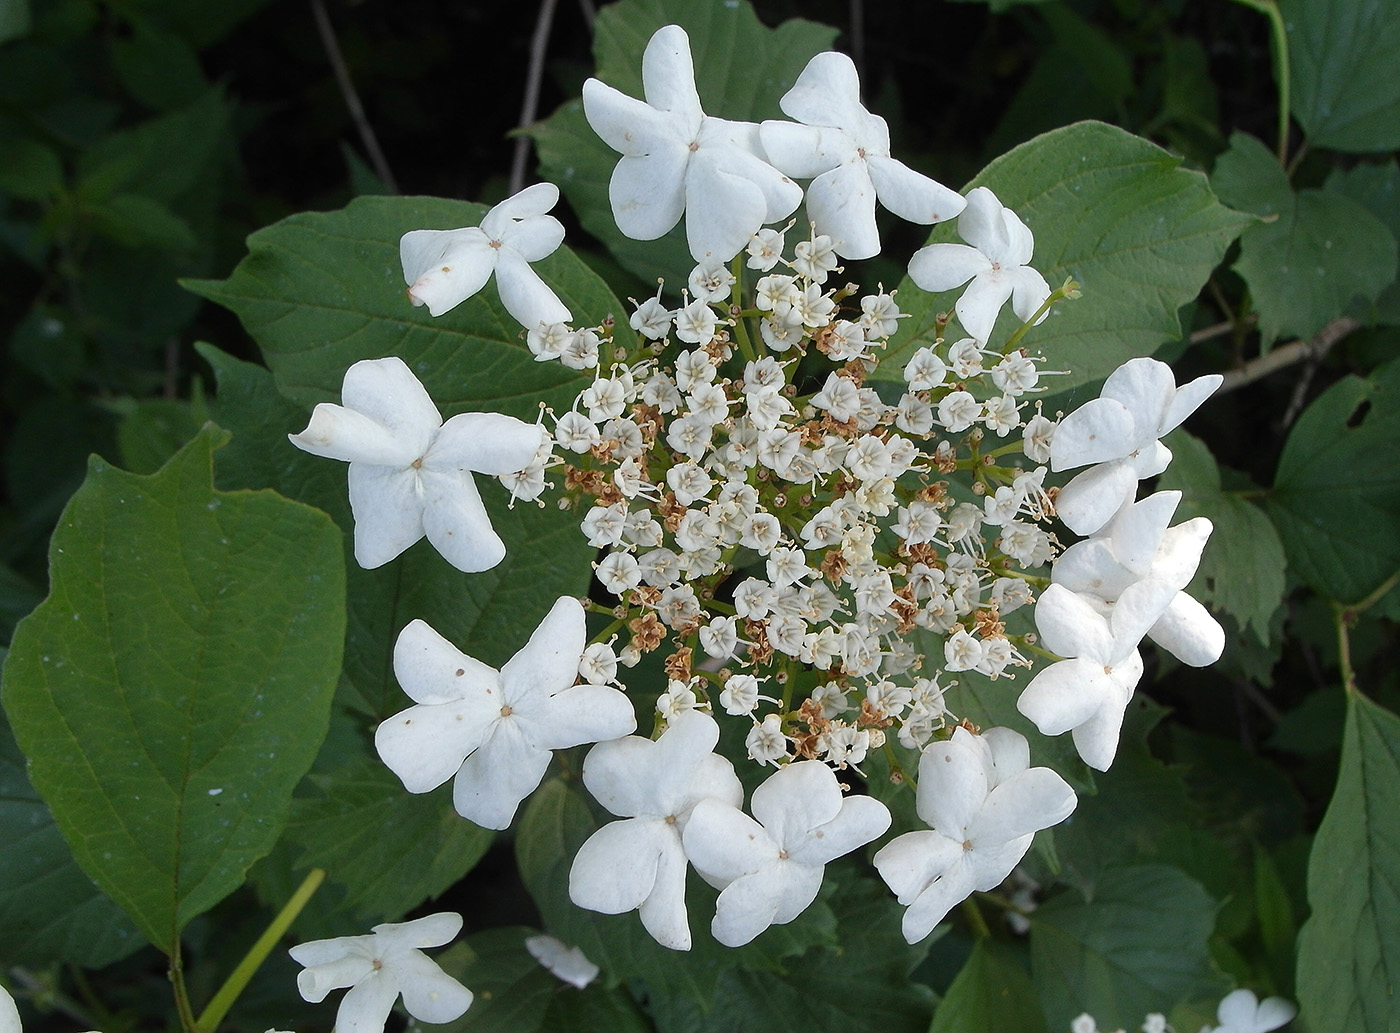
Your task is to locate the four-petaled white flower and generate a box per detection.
[683,759,891,946]
[582,25,802,262]
[906,186,1052,344]
[1049,356,1222,535]
[290,357,547,572]
[1017,579,1177,770]
[289,913,474,1033]
[873,726,1076,943]
[1202,988,1297,1033]
[569,709,742,950]
[759,52,965,259]
[375,596,636,830]
[400,182,571,328]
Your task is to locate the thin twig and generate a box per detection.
[1189,319,1237,346]
[310,0,399,193]
[510,0,560,196]
[577,0,595,28]
[1215,316,1359,396]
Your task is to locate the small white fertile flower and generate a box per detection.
[582,25,802,262]
[1071,1016,1099,1033]
[290,357,546,572]
[683,761,891,946]
[759,52,964,259]
[570,711,743,950]
[290,913,473,1033]
[719,673,762,715]
[1202,989,1296,1033]
[793,233,840,283]
[595,550,641,595]
[937,390,982,433]
[689,259,736,302]
[631,288,675,339]
[401,183,570,328]
[904,347,948,389]
[861,291,902,338]
[524,934,599,990]
[907,186,1052,343]
[747,227,786,271]
[579,641,619,685]
[873,727,1076,943]
[746,713,789,765]
[375,597,636,829]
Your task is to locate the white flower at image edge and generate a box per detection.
[582,24,802,263]
[375,596,637,830]
[1,984,18,1033]
[873,726,1076,943]
[289,912,473,1033]
[906,186,1051,344]
[569,709,743,950]
[289,356,547,572]
[1203,988,1297,1033]
[400,182,571,327]
[758,52,965,260]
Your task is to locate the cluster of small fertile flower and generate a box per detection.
[276,21,1237,1031]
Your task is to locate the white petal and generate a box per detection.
[749,760,843,850]
[1149,592,1225,667]
[417,468,505,573]
[347,464,424,569]
[1154,517,1213,589]
[493,248,571,329]
[569,817,666,913]
[871,829,962,904]
[1050,397,1136,472]
[685,149,775,261]
[392,618,499,705]
[981,726,1031,787]
[1252,996,1298,1031]
[1035,583,1116,661]
[480,183,560,236]
[683,798,776,884]
[499,213,565,263]
[641,25,703,125]
[906,242,988,294]
[290,404,419,467]
[393,951,474,1024]
[867,155,965,225]
[1055,460,1139,536]
[638,829,693,949]
[1109,579,1179,658]
[805,161,880,260]
[757,121,847,179]
[788,794,892,867]
[581,77,683,155]
[294,953,375,1001]
[400,228,496,318]
[1017,659,1117,737]
[609,151,690,240]
[779,51,866,129]
[581,736,661,817]
[956,187,1011,258]
[1101,358,1175,447]
[1160,373,1223,436]
[501,595,587,708]
[1052,538,1132,600]
[451,719,552,829]
[1102,491,1180,577]
[954,270,1014,343]
[524,935,599,989]
[334,973,400,1033]
[915,736,989,834]
[1070,689,1132,771]
[710,865,791,947]
[1215,989,1260,1028]
[375,698,494,794]
[429,412,545,477]
[0,987,18,1033]
[373,912,464,949]
[967,768,1076,846]
[1007,264,1052,324]
[899,857,977,943]
[341,356,441,445]
[530,684,637,750]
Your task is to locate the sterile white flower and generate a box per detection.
[289,357,546,572]
[906,186,1052,343]
[289,913,473,1033]
[1,984,18,1033]
[683,760,891,946]
[873,726,1076,943]
[400,182,571,327]
[375,597,636,829]
[1202,989,1296,1033]
[582,25,802,262]
[569,710,743,950]
[523,934,600,990]
[759,52,964,259]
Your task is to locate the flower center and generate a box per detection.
[500,705,513,717]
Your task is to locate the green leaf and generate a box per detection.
[199,344,596,717]
[1325,160,1400,324]
[0,426,346,952]
[0,711,142,968]
[929,939,1047,1033]
[283,754,494,923]
[515,776,838,1012]
[1158,429,1286,639]
[1264,359,1400,603]
[1030,864,1223,1030]
[881,122,1251,393]
[1212,131,1397,345]
[1296,692,1400,1032]
[531,0,838,288]
[0,0,30,45]
[185,195,618,420]
[1253,842,1298,993]
[110,396,212,475]
[1283,0,1400,152]
[109,19,207,111]
[0,138,62,200]
[429,928,653,1033]
[88,193,198,251]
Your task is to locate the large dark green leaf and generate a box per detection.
[1296,692,1400,1033]
[1283,0,1400,152]
[929,939,1046,1033]
[0,426,345,953]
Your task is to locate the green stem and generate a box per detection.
[730,255,759,363]
[962,895,993,939]
[1232,0,1291,163]
[1000,279,1079,354]
[1333,603,1359,699]
[194,868,326,1033]
[171,941,198,1033]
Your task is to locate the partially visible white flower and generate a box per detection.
[759,52,964,259]
[375,597,636,829]
[401,183,570,328]
[1,984,18,1033]
[582,25,802,262]
[570,711,743,950]
[524,934,599,990]
[1202,989,1296,1033]
[290,913,473,1033]
[289,357,545,572]
[683,760,891,946]
[907,186,1051,343]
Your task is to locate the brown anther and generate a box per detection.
[956,716,982,735]
[627,612,666,652]
[858,698,892,730]
[657,491,687,532]
[629,585,663,609]
[663,646,693,682]
[820,548,848,584]
[744,619,774,665]
[973,609,1005,639]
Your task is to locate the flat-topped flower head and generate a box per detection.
[375,596,636,829]
[582,24,802,262]
[759,52,965,259]
[401,182,571,328]
[290,913,473,1033]
[906,186,1051,343]
[289,356,547,572]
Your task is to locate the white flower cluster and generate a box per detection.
[1069,987,1296,1033]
